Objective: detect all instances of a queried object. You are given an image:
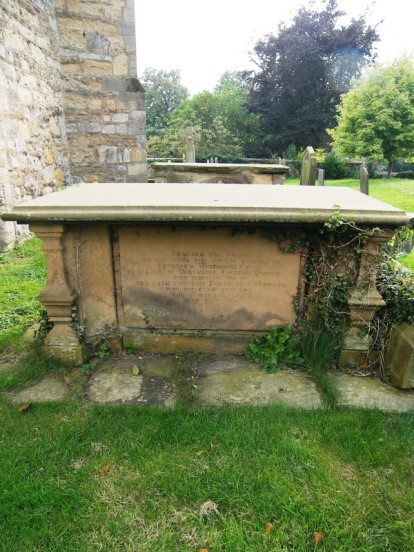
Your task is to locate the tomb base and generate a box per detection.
[122,329,263,355]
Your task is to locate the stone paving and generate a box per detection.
[6,354,414,412]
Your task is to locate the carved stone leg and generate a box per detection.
[340,230,394,366]
[30,224,85,366]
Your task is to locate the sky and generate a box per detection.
[134,0,414,95]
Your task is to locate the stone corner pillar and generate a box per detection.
[30,224,85,366]
[340,229,394,366]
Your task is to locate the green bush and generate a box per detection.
[377,260,414,325]
[396,171,414,179]
[321,153,350,179]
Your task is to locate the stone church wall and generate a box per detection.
[0,0,69,251]
[0,0,146,251]
[55,0,146,183]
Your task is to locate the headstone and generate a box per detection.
[318,168,325,186]
[360,163,369,195]
[300,146,317,186]
[181,126,200,163]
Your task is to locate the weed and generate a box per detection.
[296,322,340,407]
[96,344,110,359]
[246,326,301,373]
[124,342,138,355]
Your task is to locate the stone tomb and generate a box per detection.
[152,162,289,184]
[2,183,408,365]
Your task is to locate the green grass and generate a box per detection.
[285,177,414,212]
[399,250,414,271]
[0,401,413,551]
[0,238,46,348]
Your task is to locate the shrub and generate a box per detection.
[396,171,414,179]
[321,152,350,179]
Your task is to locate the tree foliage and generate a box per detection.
[141,68,189,136]
[329,57,414,175]
[247,0,379,154]
[147,72,269,159]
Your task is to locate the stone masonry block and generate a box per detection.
[117,22,135,37]
[386,323,414,389]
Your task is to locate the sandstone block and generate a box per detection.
[113,54,128,76]
[386,323,414,389]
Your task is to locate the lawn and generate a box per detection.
[1,400,413,551]
[285,177,414,212]
[1,186,413,551]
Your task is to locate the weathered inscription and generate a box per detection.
[118,227,301,330]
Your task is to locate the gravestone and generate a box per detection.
[300,146,317,186]
[360,163,369,195]
[318,169,325,186]
[181,126,200,163]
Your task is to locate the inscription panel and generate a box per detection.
[118,226,301,331]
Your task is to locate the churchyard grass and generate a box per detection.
[399,250,414,271]
[0,237,46,348]
[286,178,414,212]
[0,399,414,551]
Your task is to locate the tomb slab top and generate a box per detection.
[2,183,408,226]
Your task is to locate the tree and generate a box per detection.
[214,71,272,157]
[141,68,189,136]
[329,57,414,176]
[247,0,379,154]
[146,71,269,159]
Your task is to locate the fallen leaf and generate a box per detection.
[264,522,275,534]
[18,403,32,413]
[360,362,369,370]
[131,365,140,376]
[101,464,111,474]
[171,383,177,389]
[199,549,209,552]
[313,531,326,546]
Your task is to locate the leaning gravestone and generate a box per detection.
[300,146,317,186]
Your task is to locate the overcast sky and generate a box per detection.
[135,0,414,95]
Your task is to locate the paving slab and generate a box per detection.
[10,377,68,403]
[197,357,322,408]
[4,353,414,411]
[86,355,176,406]
[332,374,414,412]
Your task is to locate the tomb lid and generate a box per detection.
[2,183,408,226]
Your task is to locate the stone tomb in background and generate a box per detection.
[152,162,290,184]
[2,183,408,365]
